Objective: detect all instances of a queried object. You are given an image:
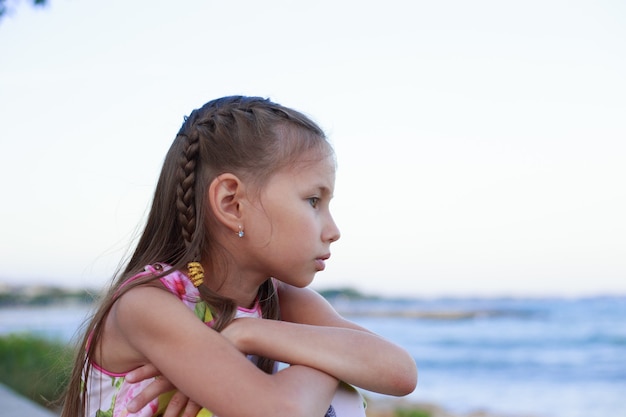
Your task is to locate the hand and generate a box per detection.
[125,363,201,417]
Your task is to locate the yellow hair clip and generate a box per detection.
[187,261,205,287]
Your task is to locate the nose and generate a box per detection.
[324,214,341,243]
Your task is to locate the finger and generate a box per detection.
[125,363,161,383]
[181,399,202,417]
[162,390,188,417]
[126,377,175,413]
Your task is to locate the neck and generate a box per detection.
[214,279,260,310]
[202,262,265,310]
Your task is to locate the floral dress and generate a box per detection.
[83,264,365,417]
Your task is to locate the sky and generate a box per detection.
[0,0,624,298]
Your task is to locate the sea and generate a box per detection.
[1,296,624,417]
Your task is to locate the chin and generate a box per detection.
[294,280,314,288]
[276,271,316,288]
[295,275,316,288]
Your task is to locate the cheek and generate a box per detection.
[246,210,272,244]
[270,207,304,233]
[281,211,315,233]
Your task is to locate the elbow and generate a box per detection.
[275,389,326,417]
[280,399,305,417]
[280,397,324,417]
[393,372,418,397]
[390,361,418,397]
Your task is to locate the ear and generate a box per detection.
[207,173,244,234]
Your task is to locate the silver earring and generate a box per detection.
[237,226,245,238]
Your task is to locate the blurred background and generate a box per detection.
[1,1,624,417]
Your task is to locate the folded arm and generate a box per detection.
[223,283,417,396]
[110,286,338,417]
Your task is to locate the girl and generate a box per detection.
[61,96,417,417]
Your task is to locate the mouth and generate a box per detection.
[315,254,331,271]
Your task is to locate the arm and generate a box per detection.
[109,286,338,417]
[223,283,417,396]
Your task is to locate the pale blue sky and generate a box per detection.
[1,0,625,297]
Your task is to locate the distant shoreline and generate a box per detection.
[0,285,525,322]
[0,284,99,308]
[1,283,624,309]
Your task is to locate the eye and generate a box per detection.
[308,197,320,208]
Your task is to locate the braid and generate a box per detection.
[175,132,200,250]
[175,108,205,261]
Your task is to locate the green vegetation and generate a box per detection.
[394,408,431,417]
[0,333,74,410]
[318,287,377,300]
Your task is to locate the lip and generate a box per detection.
[315,254,331,271]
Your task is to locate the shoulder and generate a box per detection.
[113,284,196,327]
[111,285,209,350]
[114,284,173,313]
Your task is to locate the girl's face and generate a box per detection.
[243,152,340,288]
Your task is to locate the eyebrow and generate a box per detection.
[315,185,334,198]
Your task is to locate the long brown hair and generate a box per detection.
[61,96,332,416]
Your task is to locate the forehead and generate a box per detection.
[289,152,337,178]
[270,153,336,189]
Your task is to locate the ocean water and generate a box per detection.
[338,296,626,417]
[1,296,624,417]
